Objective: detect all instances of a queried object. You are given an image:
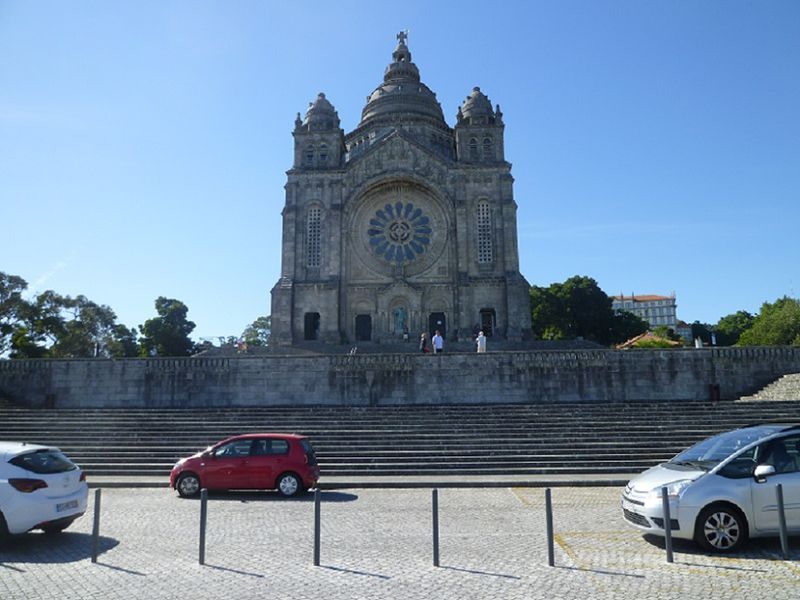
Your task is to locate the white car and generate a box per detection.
[622,424,800,552]
[0,442,89,539]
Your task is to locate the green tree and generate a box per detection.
[530,275,642,345]
[139,297,196,357]
[106,324,140,357]
[714,310,754,346]
[690,321,713,345]
[0,271,29,355]
[48,296,120,358]
[652,325,683,343]
[610,310,649,344]
[530,285,568,340]
[10,290,68,358]
[632,337,681,349]
[242,315,271,347]
[737,297,800,346]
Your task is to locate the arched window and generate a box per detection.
[483,137,493,160]
[306,206,321,267]
[469,138,478,159]
[305,145,315,166]
[318,144,328,166]
[476,200,493,264]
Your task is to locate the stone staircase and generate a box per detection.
[739,373,800,401]
[1,400,799,478]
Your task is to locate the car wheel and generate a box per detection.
[694,503,747,552]
[176,473,201,498]
[276,473,301,497]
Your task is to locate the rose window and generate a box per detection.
[367,201,431,264]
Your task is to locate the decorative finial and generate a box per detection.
[397,30,408,45]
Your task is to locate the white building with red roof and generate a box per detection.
[612,293,678,330]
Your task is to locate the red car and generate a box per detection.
[169,434,319,498]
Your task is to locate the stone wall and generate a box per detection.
[1,347,799,408]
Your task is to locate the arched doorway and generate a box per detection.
[480,308,496,336]
[428,312,446,338]
[355,314,372,341]
[304,312,320,341]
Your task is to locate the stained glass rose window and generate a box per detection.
[367,201,431,264]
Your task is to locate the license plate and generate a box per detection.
[56,500,78,513]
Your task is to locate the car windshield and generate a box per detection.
[669,426,784,470]
[9,449,77,474]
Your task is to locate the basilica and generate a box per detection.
[270,33,532,345]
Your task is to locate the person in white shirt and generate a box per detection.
[432,330,444,354]
[476,331,487,353]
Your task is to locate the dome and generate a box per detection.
[459,87,495,121]
[358,32,445,127]
[301,93,340,131]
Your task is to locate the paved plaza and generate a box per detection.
[0,486,798,599]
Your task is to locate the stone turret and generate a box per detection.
[292,93,345,169]
[454,87,505,163]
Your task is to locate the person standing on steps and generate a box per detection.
[432,330,444,354]
[476,331,487,353]
[419,332,430,353]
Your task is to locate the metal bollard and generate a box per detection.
[432,489,440,567]
[199,489,208,565]
[313,488,321,566]
[661,487,673,563]
[91,488,101,563]
[545,488,554,567]
[776,483,789,559]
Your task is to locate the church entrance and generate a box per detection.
[355,314,372,341]
[428,312,446,338]
[480,308,495,336]
[304,312,320,341]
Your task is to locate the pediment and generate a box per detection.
[377,278,423,303]
[344,130,450,190]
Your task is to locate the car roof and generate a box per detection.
[222,433,306,441]
[740,423,800,434]
[0,441,55,462]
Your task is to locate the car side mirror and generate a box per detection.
[754,464,776,482]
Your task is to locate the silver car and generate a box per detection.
[622,424,800,552]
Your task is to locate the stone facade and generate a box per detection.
[2,348,800,408]
[271,33,532,346]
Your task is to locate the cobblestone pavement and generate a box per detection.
[0,487,798,600]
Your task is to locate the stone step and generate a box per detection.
[2,398,799,478]
[79,464,653,477]
[739,373,800,401]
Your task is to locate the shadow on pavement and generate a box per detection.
[556,565,645,579]
[176,490,358,503]
[321,564,391,580]
[94,562,146,576]
[0,531,119,564]
[441,565,521,580]
[204,563,265,578]
[642,533,799,563]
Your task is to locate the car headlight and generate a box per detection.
[648,479,692,501]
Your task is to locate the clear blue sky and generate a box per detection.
[2,1,798,342]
